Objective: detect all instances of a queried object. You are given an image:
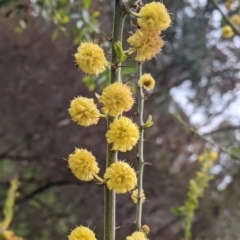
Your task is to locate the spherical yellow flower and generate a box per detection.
[221,25,234,38]
[104,161,137,194]
[74,42,108,75]
[138,74,155,91]
[68,97,100,127]
[141,225,150,235]
[131,189,146,204]
[127,29,164,62]
[106,116,139,152]
[137,2,171,32]
[99,82,134,117]
[68,226,97,240]
[230,14,240,26]
[126,231,148,240]
[209,151,218,161]
[68,148,100,181]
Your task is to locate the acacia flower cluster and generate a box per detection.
[104,161,137,194]
[126,231,148,240]
[68,226,97,240]
[127,2,171,62]
[74,42,108,75]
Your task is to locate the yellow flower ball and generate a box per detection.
[141,225,150,235]
[230,14,240,26]
[126,231,148,240]
[221,25,234,38]
[68,97,100,127]
[127,29,164,62]
[131,189,146,204]
[106,116,139,152]
[1,230,23,240]
[209,151,218,161]
[68,226,97,240]
[99,82,134,117]
[68,148,100,181]
[74,42,108,75]
[138,74,155,91]
[104,161,137,194]
[137,2,171,32]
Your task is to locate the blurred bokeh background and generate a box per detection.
[0,0,240,239]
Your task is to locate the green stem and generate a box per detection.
[210,0,240,36]
[136,62,145,230]
[104,1,126,240]
[110,0,126,83]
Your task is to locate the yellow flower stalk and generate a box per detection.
[68,97,100,127]
[230,14,240,26]
[127,29,164,62]
[106,116,139,152]
[99,82,134,117]
[104,161,137,194]
[131,189,146,204]
[68,226,97,240]
[126,231,148,240]
[74,42,108,75]
[221,25,234,38]
[137,2,171,32]
[138,74,155,91]
[68,148,100,181]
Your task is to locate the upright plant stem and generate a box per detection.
[136,62,145,230]
[104,1,125,240]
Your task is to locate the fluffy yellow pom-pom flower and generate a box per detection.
[74,42,108,75]
[131,189,146,204]
[141,225,150,235]
[138,74,155,91]
[137,2,171,32]
[127,29,164,62]
[99,82,134,117]
[68,148,100,181]
[68,226,97,240]
[106,116,139,152]
[1,230,23,240]
[230,14,240,26]
[104,161,137,194]
[126,231,148,240]
[221,25,234,38]
[68,97,100,127]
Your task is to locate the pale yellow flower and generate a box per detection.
[126,231,148,240]
[137,2,171,32]
[131,189,146,204]
[104,161,137,194]
[141,225,150,235]
[68,148,99,181]
[68,97,100,127]
[68,226,97,240]
[99,82,134,117]
[221,25,234,38]
[230,14,240,26]
[106,116,139,152]
[138,74,155,91]
[127,29,164,62]
[74,42,108,75]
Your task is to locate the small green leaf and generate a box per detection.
[229,147,240,160]
[113,41,126,64]
[95,93,100,99]
[142,114,153,128]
